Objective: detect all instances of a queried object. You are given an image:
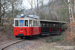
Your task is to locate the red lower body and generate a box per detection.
[14,27,61,37]
[14,27,40,36]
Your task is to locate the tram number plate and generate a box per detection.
[20,31,23,32]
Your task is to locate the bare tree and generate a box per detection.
[42,0,43,10]
[12,1,14,18]
[0,0,6,25]
[27,0,34,14]
[0,0,1,24]
[37,0,38,15]
[68,0,74,21]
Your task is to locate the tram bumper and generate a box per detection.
[18,34,24,36]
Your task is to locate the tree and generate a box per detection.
[66,0,75,41]
[7,0,22,18]
[27,0,34,14]
[0,0,6,25]
[37,0,38,15]
[0,0,23,25]
[0,0,1,24]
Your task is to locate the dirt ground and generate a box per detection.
[25,42,75,50]
[0,31,17,46]
[0,32,17,46]
[4,36,75,50]
[25,36,75,50]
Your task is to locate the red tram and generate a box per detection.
[13,15,67,38]
[13,16,40,38]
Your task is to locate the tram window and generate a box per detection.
[33,21,37,26]
[37,21,39,26]
[19,20,24,26]
[53,24,55,27]
[29,20,32,27]
[52,24,54,28]
[15,20,18,26]
[56,24,58,28]
[46,23,49,27]
[25,20,28,26]
[50,24,53,28]
[43,23,45,27]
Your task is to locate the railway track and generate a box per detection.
[0,36,40,50]
[0,40,24,50]
[0,35,58,50]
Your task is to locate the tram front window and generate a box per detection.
[25,20,28,26]
[19,20,24,26]
[29,20,32,27]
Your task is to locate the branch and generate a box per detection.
[64,0,68,6]
[27,0,32,5]
[0,2,7,7]
[0,13,5,17]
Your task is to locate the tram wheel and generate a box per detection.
[15,36,19,38]
[20,37,23,39]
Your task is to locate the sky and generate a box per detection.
[22,0,50,10]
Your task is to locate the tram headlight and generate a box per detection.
[20,27,22,30]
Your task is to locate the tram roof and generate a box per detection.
[14,17,39,20]
[40,20,68,24]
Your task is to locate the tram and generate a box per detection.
[13,15,68,38]
[13,15,40,38]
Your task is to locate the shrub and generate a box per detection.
[46,40,51,43]
[73,38,75,42]
[51,34,64,42]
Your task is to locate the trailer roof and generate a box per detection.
[40,20,68,24]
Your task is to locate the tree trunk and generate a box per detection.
[31,0,33,15]
[12,2,14,18]
[0,0,1,24]
[37,0,38,15]
[49,0,52,20]
[41,0,44,19]
[2,3,5,26]
[10,2,14,31]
